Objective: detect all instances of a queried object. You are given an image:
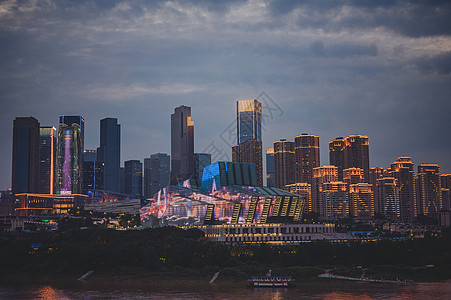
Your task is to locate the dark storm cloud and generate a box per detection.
[0,0,450,188]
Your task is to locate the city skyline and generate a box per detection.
[1,1,451,189]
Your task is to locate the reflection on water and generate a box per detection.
[1,280,451,299]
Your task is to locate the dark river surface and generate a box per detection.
[1,279,451,299]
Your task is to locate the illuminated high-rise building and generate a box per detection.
[369,167,385,213]
[59,115,84,152]
[236,99,262,144]
[56,123,82,194]
[329,137,345,181]
[266,148,275,187]
[377,177,400,221]
[388,156,416,222]
[313,165,338,215]
[194,153,212,180]
[232,139,263,186]
[97,118,121,193]
[12,117,40,195]
[144,153,170,199]
[38,126,57,194]
[349,183,374,220]
[343,168,364,186]
[344,135,369,182]
[415,164,442,217]
[274,139,295,189]
[124,160,142,197]
[321,181,349,220]
[171,105,194,184]
[294,133,320,185]
[284,182,312,213]
[440,174,451,210]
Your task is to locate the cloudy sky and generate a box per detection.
[1,0,451,189]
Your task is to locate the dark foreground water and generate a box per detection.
[1,280,451,299]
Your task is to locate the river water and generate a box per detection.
[1,280,451,299]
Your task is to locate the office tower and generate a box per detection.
[321,182,349,220]
[124,160,143,197]
[369,167,385,213]
[236,99,262,144]
[274,139,295,189]
[97,118,121,193]
[171,106,194,184]
[56,123,82,194]
[329,137,345,181]
[377,177,400,220]
[415,164,442,217]
[312,165,338,215]
[388,157,416,222]
[83,149,97,162]
[38,126,57,194]
[344,135,370,182]
[284,182,312,213]
[144,153,170,199]
[266,148,275,187]
[12,117,40,195]
[194,153,211,180]
[343,168,364,185]
[82,161,103,193]
[232,139,263,186]
[441,174,451,210]
[59,115,84,152]
[349,183,374,220]
[120,167,125,194]
[294,133,320,185]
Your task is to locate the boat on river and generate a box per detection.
[248,269,295,287]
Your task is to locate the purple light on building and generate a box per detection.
[61,130,72,193]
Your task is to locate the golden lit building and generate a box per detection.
[321,182,349,220]
[284,182,312,213]
[294,133,320,185]
[369,167,385,213]
[388,156,416,222]
[415,164,442,217]
[274,139,295,189]
[441,174,451,210]
[15,193,88,216]
[343,167,364,185]
[344,135,369,182]
[329,137,345,181]
[312,166,338,215]
[349,183,374,220]
[377,177,400,221]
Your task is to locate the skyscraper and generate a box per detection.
[321,181,349,220]
[59,115,85,152]
[82,160,103,193]
[369,167,385,213]
[266,148,275,187]
[194,153,211,180]
[124,160,142,197]
[349,183,374,220]
[56,123,82,194]
[38,126,57,194]
[171,106,194,184]
[236,99,262,144]
[441,174,451,210]
[312,165,338,214]
[12,117,40,195]
[344,135,370,182]
[377,177,400,221]
[329,137,345,181]
[388,156,416,222]
[97,118,121,193]
[294,133,320,185]
[343,168,364,185]
[232,139,263,186]
[416,164,442,217]
[273,139,295,189]
[144,153,170,199]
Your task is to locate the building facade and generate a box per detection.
[416,164,442,217]
[232,139,263,186]
[59,115,85,152]
[329,137,345,181]
[344,135,370,182]
[320,182,349,220]
[194,153,212,180]
[294,133,320,185]
[171,106,194,184]
[377,177,400,221]
[38,126,57,194]
[274,139,295,189]
[56,123,82,194]
[82,161,104,194]
[388,157,416,222]
[349,183,374,220]
[236,99,262,144]
[266,148,275,187]
[144,153,170,199]
[124,160,143,197]
[12,117,40,195]
[312,165,338,215]
[97,118,121,193]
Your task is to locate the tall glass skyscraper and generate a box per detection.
[236,99,262,144]
[97,118,121,193]
[124,160,143,197]
[171,106,194,184]
[194,153,211,180]
[56,123,82,194]
[39,126,57,194]
[12,117,40,195]
[144,153,170,199]
[59,115,84,152]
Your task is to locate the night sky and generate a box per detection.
[1,0,450,189]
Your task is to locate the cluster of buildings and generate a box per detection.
[2,99,450,235]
